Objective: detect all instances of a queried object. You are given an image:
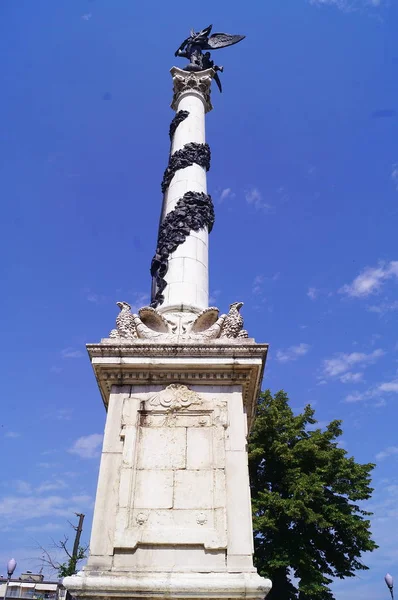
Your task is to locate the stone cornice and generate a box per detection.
[87,341,268,432]
[87,342,268,358]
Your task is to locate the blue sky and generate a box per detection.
[1,0,398,597]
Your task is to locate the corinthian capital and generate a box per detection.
[170,67,215,113]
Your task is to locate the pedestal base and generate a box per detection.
[64,342,271,600]
[64,570,272,600]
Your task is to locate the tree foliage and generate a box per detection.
[57,544,87,578]
[39,534,87,578]
[248,390,377,600]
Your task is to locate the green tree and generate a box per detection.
[248,390,377,600]
[39,535,87,578]
[57,544,87,578]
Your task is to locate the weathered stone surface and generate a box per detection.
[137,427,187,470]
[174,470,214,509]
[134,470,174,509]
[186,427,212,469]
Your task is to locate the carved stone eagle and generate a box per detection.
[110,301,137,339]
[220,302,248,339]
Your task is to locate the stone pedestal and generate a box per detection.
[64,341,271,600]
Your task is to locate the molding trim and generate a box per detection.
[64,571,272,600]
[87,341,268,432]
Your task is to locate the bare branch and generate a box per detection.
[34,543,61,572]
[67,519,78,531]
[34,514,88,578]
[58,537,72,559]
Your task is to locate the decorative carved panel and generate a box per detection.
[114,385,227,551]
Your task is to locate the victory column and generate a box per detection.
[64,25,272,600]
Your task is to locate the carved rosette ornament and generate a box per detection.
[148,384,202,410]
[136,513,148,526]
[170,67,215,113]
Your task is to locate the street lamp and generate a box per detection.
[385,573,394,599]
[3,559,17,600]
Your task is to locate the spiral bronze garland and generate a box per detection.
[161,142,211,194]
[169,110,189,141]
[150,191,215,308]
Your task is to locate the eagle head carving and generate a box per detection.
[116,301,132,311]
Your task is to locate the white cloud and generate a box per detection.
[308,0,356,10]
[322,348,384,379]
[24,522,64,532]
[391,164,398,190]
[339,371,363,383]
[87,293,100,303]
[310,0,346,5]
[339,261,398,298]
[374,398,387,408]
[56,408,72,420]
[36,480,68,494]
[344,377,398,403]
[219,188,235,202]
[84,287,109,304]
[307,287,318,300]
[0,494,92,523]
[37,462,58,469]
[276,343,310,362]
[378,379,398,393]
[368,300,398,315]
[128,292,150,313]
[70,494,92,505]
[310,0,383,10]
[81,13,92,20]
[209,289,221,304]
[14,480,32,494]
[345,391,368,403]
[252,273,279,296]
[61,347,84,359]
[5,431,20,439]
[252,275,264,295]
[376,446,398,460]
[245,187,272,212]
[69,433,103,459]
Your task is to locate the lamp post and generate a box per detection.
[385,573,394,599]
[3,559,17,600]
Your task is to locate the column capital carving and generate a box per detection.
[170,67,215,113]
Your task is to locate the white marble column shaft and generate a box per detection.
[158,69,213,314]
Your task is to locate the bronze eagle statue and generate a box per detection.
[174,24,245,92]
